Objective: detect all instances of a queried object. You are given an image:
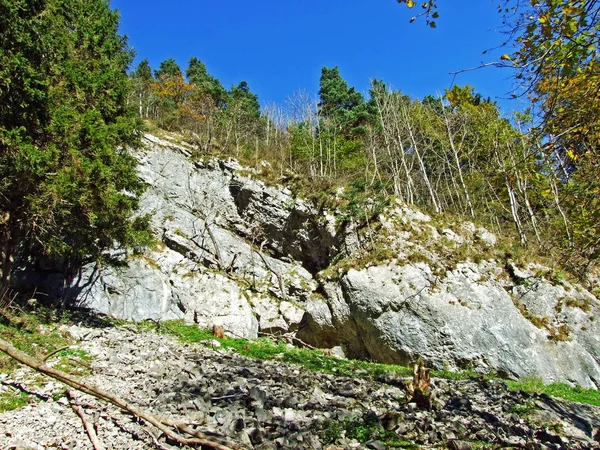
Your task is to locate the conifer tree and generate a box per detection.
[154,58,182,79]
[0,0,150,283]
[318,66,367,137]
[186,57,227,107]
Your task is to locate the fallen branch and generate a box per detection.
[0,337,246,449]
[141,426,171,450]
[67,389,105,450]
[43,345,71,362]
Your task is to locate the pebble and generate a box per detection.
[0,323,598,449]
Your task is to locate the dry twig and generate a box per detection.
[66,389,106,450]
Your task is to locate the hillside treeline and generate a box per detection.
[130,58,598,280]
[1,0,597,288]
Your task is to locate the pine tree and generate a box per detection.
[318,66,370,138]
[154,58,182,79]
[186,57,227,107]
[229,81,261,118]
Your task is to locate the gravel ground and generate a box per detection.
[1,323,599,449]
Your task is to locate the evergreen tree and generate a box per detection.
[0,0,150,283]
[134,59,154,84]
[154,58,181,79]
[186,57,227,107]
[229,81,261,118]
[318,66,369,137]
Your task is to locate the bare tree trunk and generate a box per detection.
[441,102,475,218]
[402,112,440,213]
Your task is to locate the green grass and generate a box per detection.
[0,390,29,413]
[155,320,413,380]
[506,376,600,406]
[0,308,95,411]
[508,400,540,416]
[322,412,420,448]
[5,309,599,416]
[0,309,75,374]
[152,320,600,409]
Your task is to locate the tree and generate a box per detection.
[396,0,439,27]
[186,57,228,107]
[318,66,369,138]
[229,81,261,118]
[0,0,151,284]
[130,58,155,118]
[154,58,182,79]
[396,0,600,273]
[506,0,600,270]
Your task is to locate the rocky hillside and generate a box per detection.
[14,132,600,388]
[1,321,599,449]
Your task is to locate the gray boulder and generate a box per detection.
[300,262,600,388]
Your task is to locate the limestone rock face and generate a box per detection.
[17,132,600,387]
[299,262,600,388]
[68,134,328,337]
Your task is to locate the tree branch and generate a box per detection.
[0,337,246,450]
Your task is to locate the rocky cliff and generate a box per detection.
[20,132,600,388]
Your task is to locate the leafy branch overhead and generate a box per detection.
[397,0,439,27]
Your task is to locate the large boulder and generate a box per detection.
[299,261,600,388]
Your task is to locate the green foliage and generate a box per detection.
[0,0,151,280]
[154,58,182,79]
[186,57,228,107]
[0,308,75,374]
[229,81,261,119]
[318,66,371,138]
[322,412,420,447]
[503,0,600,271]
[148,320,414,380]
[129,58,156,119]
[339,179,392,220]
[506,376,600,407]
[0,390,29,413]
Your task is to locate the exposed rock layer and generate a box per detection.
[14,132,600,387]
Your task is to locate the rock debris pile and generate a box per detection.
[1,324,599,449]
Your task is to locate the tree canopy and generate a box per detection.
[394,0,600,274]
[0,0,150,282]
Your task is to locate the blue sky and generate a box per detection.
[111,0,524,114]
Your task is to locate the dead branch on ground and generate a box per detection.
[0,337,246,449]
[67,389,106,450]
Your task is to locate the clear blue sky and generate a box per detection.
[110,0,523,114]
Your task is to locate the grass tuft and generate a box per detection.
[506,376,600,406]
[0,390,29,413]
